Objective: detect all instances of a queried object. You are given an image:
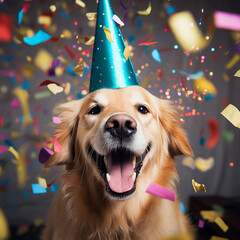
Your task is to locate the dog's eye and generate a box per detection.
[138,105,149,114]
[88,105,101,115]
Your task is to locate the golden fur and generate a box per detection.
[42,86,194,240]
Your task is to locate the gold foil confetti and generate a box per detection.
[9,146,20,160]
[214,217,229,232]
[123,41,131,60]
[234,69,240,77]
[193,77,217,96]
[86,12,97,21]
[195,157,214,172]
[221,104,240,129]
[200,210,223,222]
[73,60,85,75]
[76,35,95,45]
[192,179,206,192]
[138,2,152,15]
[75,0,85,8]
[103,26,113,42]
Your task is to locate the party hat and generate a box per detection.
[89,0,139,93]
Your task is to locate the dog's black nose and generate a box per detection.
[105,114,137,139]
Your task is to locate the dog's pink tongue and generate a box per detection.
[108,153,134,193]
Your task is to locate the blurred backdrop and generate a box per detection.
[0,0,240,239]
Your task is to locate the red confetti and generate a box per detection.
[138,33,153,44]
[64,44,76,59]
[47,180,56,188]
[37,80,60,88]
[158,47,174,52]
[0,13,13,42]
[23,3,30,13]
[206,118,220,149]
[181,76,187,91]
[53,136,62,152]
[138,41,158,46]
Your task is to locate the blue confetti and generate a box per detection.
[179,202,185,214]
[50,184,59,192]
[23,30,52,46]
[32,184,47,194]
[22,81,30,90]
[151,49,161,63]
[18,9,23,25]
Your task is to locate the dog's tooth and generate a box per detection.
[132,172,136,181]
[132,157,136,169]
[106,173,110,182]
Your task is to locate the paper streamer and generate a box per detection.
[103,26,113,42]
[221,104,240,128]
[146,183,175,201]
[13,87,33,126]
[206,118,219,149]
[138,2,152,16]
[38,147,53,164]
[23,30,52,46]
[169,11,210,52]
[214,11,240,31]
[53,136,62,152]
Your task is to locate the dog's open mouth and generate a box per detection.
[88,145,151,200]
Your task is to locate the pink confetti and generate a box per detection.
[0,145,9,154]
[53,136,62,152]
[198,219,205,228]
[214,11,240,31]
[112,14,124,26]
[9,98,20,109]
[146,183,175,201]
[38,147,53,164]
[52,116,62,124]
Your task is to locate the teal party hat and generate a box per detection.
[89,0,139,93]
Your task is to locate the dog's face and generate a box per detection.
[45,86,192,200]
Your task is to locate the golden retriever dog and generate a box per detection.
[42,85,194,240]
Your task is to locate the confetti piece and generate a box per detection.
[152,49,161,63]
[34,49,53,72]
[198,219,205,228]
[73,61,85,75]
[214,11,240,31]
[200,210,223,222]
[38,147,53,164]
[32,183,47,194]
[17,224,29,235]
[123,41,131,60]
[8,146,19,160]
[146,183,175,201]
[37,80,60,88]
[168,11,209,52]
[23,30,51,46]
[50,184,59,192]
[18,9,23,25]
[138,41,158,46]
[214,217,229,232]
[76,35,95,45]
[112,14,124,27]
[64,44,76,59]
[0,208,10,240]
[138,2,152,16]
[75,0,85,8]
[180,71,204,80]
[221,104,240,128]
[225,54,240,69]
[47,84,64,95]
[0,145,9,154]
[17,145,27,188]
[182,156,195,169]
[9,98,20,109]
[103,26,113,42]
[195,157,214,172]
[193,77,217,96]
[34,91,52,99]
[234,69,240,77]
[0,135,7,140]
[0,69,15,77]
[53,136,62,152]
[209,236,228,240]
[13,87,33,126]
[53,116,62,124]
[86,12,97,21]
[38,177,47,188]
[0,13,13,42]
[206,118,219,149]
[192,179,206,192]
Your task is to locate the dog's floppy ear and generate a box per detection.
[157,99,193,158]
[43,100,81,167]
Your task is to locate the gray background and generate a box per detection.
[0,0,240,225]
